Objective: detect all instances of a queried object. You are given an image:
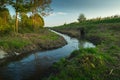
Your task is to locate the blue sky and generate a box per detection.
[8,0,120,27]
[44,0,120,26]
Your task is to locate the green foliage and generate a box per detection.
[78,13,86,22]
[47,48,117,80]
[0,8,12,36]
[0,0,8,8]
[30,13,44,28]
[30,0,52,16]
[0,24,12,36]
[49,15,120,80]
[0,0,52,34]
[19,13,45,33]
[0,36,30,50]
[9,0,30,12]
[19,13,33,33]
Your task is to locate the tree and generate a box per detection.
[78,14,86,22]
[0,8,10,24]
[30,0,52,16]
[0,0,10,24]
[20,13,29,27]
[9,0,52,33]
[19,13,44,33]
[33,13,44,28]
[9,0,30,33]
[0,8,11,35]
[30,13,44,31]
[29,0,51,31]
[0,0,52,33]
[0,0,8,8]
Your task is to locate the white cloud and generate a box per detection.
[57,12,67,15]
[50,12,67,16]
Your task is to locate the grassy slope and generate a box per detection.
[46,48,119,80]
[0,28,66,54]
[46,22,120,80]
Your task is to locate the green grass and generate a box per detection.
[39,32,59,40]
[46,18,120,80]
[0,36,31,50]
[45,48,118,80]
[0,28,65,52]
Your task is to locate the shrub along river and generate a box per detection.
[0,30,95,80]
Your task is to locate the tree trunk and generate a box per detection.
[15,12,18,33]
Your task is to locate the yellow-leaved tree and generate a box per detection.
[30,13,44,31]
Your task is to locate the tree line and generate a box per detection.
[78,13,120,24]
[0,0,52,35]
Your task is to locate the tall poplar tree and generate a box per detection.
[9,0,30,33]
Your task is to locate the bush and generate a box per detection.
[0,24,12,36]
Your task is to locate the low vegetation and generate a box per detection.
[0,29,66,54]
[46,48,119,80]
[47,15,120,80]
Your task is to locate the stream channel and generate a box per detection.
[0,30,95,80]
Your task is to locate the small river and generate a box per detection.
[0,30,95,80]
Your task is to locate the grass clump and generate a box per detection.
[0,39,28,49]
[0,36,31,50]
[46,48,118,80]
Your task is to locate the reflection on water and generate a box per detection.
[0,30,95,80]
[79,41,96,48]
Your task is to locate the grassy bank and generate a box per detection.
[45,48,119,80]
[0,28,67,59]
[46,20,120,79]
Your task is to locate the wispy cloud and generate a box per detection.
[57,12,67,15]
[50,12,67,16]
